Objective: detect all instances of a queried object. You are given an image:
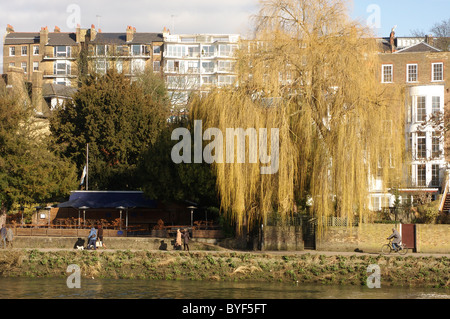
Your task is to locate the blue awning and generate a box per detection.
[57,191,157,209]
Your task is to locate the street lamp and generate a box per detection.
[116,206,126,231]
[187,206,197,228]
[19,205,24,227]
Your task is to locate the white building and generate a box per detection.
[162,33,240,106]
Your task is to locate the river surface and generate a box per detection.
[1,277,449,299]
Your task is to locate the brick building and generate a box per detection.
[86,25,163,78]
[371,33,450,211]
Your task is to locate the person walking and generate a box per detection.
[182,229,190,252]
[6,227,13,248]
[175,228,182,250]
[97,224,106,249]
[0,225,7,249]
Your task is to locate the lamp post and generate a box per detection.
[116,206,126,231]
[19,205,24,227]
[44,206,52,227]
[79,206,89,228]
[34,206,41,226]
[187,206,197,228]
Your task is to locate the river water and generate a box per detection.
[1,277,449,299]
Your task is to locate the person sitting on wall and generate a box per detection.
[87,226,97,250]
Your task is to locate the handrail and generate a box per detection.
[438,171,450,212]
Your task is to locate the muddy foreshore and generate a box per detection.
[0,249,449,288]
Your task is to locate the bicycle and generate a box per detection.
[381,239,408,255]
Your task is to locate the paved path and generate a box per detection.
[5,247,450,258]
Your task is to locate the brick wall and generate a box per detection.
[416,224,450,253]
[316,224,394,252]
[317,223,450,253]
[263,225,303,251]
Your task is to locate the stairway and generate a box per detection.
[442,192,450,212]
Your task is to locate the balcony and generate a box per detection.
[43,70,76,78]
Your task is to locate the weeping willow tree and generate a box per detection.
[190,0,405,235]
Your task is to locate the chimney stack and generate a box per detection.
[90,24,97,41]
[126,25,135,42]
[6,24,14,33]
[425,34,434,46]
[76,24,81,43]
[389,27,396,53]
[54,26,60,33]
[32,71,44,114]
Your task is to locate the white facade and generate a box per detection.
[163,34,240,105]
[406,85,445,188]
[369,84,445,211]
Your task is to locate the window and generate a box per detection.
[33,45,39,55]
[21,46,27,56]
[431,165,440,186]
[96,45,108,56]
[382,64,393,83]
[96,60,108,74]
[201,45,215,57]
[201,61,214,73]
[54,78,70,86]
[54,61,71,75]
[9,62,15,67]
[55,46,71,58]
[417,164,426,187]
[33,62,39,71]
[218,61,235,72]
[9,46,15,56]
[416,132,426,159]
[432,132,441,158]
[166,45,186,57]
[202,76,215,85]
[131,59,145,74]
[116,60,123,73]
[432,63,443,81]
[407,64,417,82]
[218,75,236,86]
[153,61,160,72]
[432,96,441,115]
[131,45,148,56]
[416,96,426,122]
[153,45,161,55]
[21,62,27,73]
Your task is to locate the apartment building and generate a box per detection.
[371,34,450,211]
[163,32,240,105]
[87,25,163,77]
[3,24,44,82]
[3,25,82,87]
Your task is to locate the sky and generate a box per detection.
[1,0,449,73]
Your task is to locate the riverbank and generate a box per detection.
[0,249,449,288]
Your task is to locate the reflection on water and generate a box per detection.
[1,277,449,299]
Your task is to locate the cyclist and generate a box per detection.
[387,228,402,251]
